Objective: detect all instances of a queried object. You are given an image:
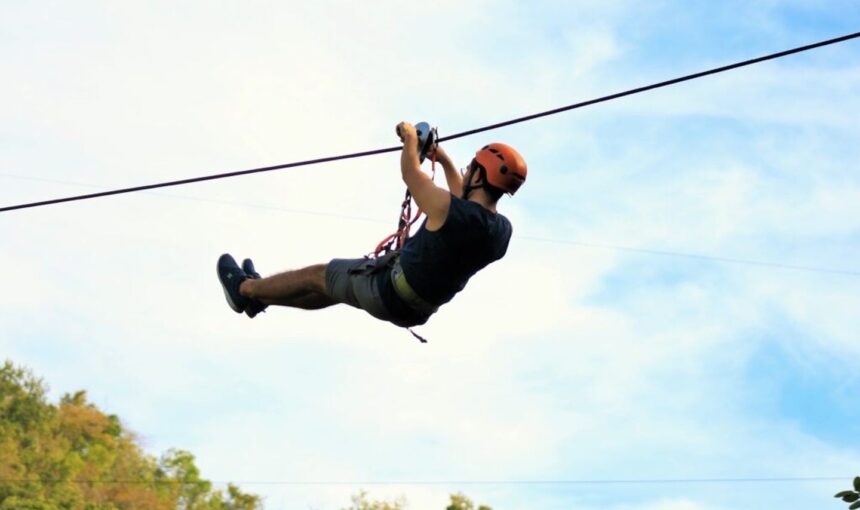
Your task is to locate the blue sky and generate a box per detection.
[2,2,859,509]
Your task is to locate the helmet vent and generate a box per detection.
[500,165,508,174]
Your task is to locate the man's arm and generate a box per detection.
[433,145,463,197]
[397,121,451,231]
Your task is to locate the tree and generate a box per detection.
[342,491,493,510]
[342,490,408,510]
[0,360,261,510]
[834,477,860,510]
[446,493,492,510]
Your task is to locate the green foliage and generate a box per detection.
[0,360,261,510]
[342,490,408,510]
[446,493,492,510]
[0,497,60,510]
[835,477,860,510]
[157,449,212,509]
[221,483,263,510]
[342,491,493,510]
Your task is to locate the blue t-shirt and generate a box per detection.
[394,194,512,307]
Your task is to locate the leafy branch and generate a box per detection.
[834,477,860,510]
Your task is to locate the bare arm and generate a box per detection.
[397,121,451,231]
[433,145,463,197]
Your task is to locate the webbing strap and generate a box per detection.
[391,263,439,315]
[408,328,429,344]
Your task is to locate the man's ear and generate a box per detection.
[474,169,487,186]
[467,168,481,185]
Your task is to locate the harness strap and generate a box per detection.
[407,328,429,344]
[390,261,439,316]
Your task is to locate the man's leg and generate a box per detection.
[285,293,336,310]
[239,264,337,310]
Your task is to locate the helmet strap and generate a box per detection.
[462,162,488,200]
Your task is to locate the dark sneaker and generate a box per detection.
[217,254,249,313]
[242,258,268,319]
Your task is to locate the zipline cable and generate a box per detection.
[1,30,858,214]
[436,30,860,142]
[2,172,859,277]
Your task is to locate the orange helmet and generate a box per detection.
[473,143,527,195]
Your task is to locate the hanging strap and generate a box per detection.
[408,328,429,343]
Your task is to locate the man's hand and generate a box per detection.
[429,144,449,163]
[397,120,451,230]
[396,121,417,144]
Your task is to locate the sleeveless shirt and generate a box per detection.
[393,194,512,307]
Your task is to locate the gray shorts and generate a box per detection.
[326,257,394,322]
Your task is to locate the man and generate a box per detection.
[217,121,527,329]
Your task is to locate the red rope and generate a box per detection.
[372,154,437,257]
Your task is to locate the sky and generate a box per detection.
[1,1,859,509]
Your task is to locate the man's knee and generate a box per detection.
[310,263,330,294]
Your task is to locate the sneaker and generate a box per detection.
[242,258,268,319]
[217,253,249,313]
